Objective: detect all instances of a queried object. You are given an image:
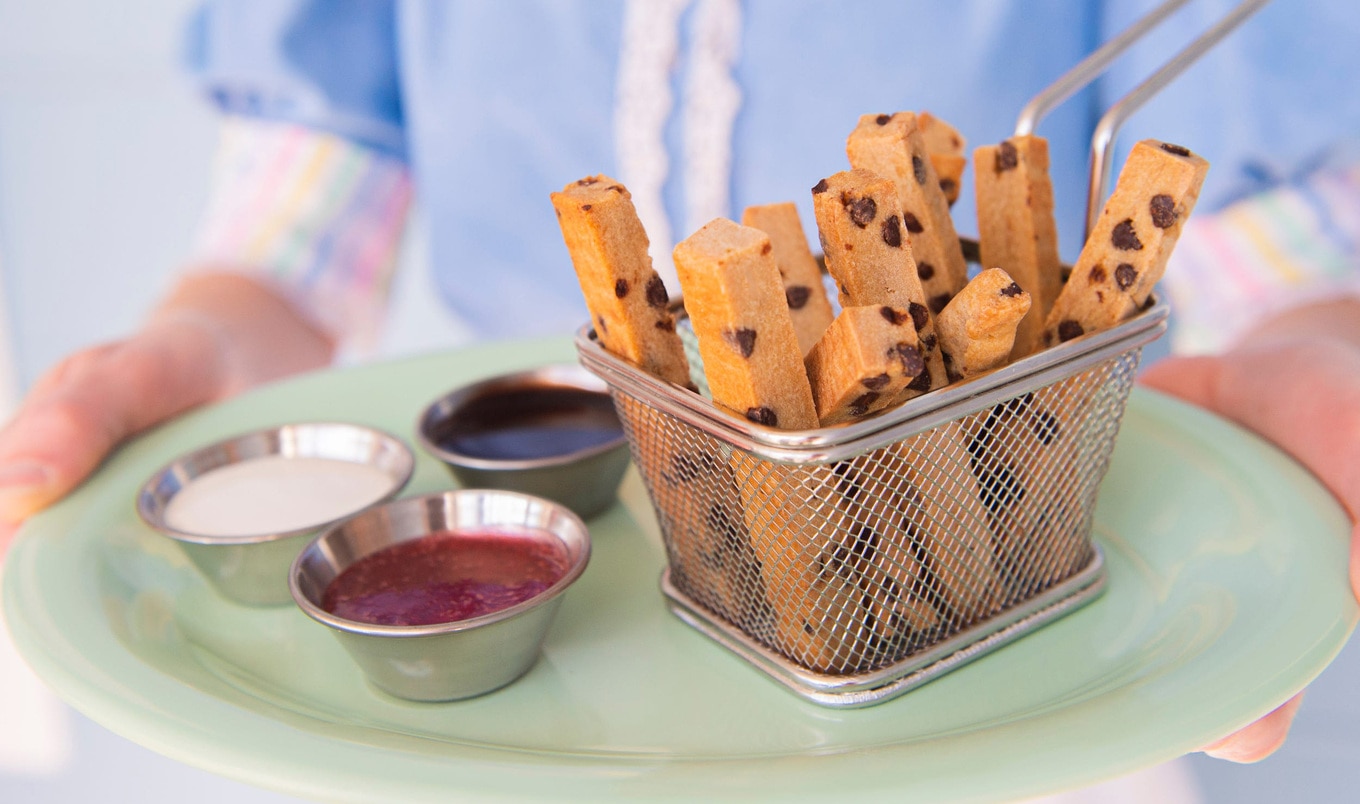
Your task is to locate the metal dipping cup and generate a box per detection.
[289,489,591,702]
[416,364,630,519]
[137,422,414,607]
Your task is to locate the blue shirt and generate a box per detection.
[185,0,1360,339]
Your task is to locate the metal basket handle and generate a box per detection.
[1013,0,1271,240]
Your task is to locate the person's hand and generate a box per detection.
[1140,297,1360,763]
[0,272,334,555]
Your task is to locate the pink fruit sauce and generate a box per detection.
[322,530,570,626]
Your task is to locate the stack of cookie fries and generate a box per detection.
[554,104,1206,704]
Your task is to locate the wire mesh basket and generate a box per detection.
[576,277,1167,707]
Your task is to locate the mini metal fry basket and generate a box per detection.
[578,280,1165,707]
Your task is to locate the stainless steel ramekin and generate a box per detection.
[289,488,591,702]
[416,364,630,519]
[137,422,414,606]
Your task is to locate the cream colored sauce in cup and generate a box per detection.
[163,456,395,538]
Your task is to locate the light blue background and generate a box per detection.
[0,1,1353,801]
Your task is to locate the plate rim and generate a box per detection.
[3,343,1355,802]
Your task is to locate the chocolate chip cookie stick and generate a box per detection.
[551,175,693,388]
[672,218,818,430]
[741,202,835,357]
[811,168,947,399]
[847,112,970,311]
[1043,140,1209,347]
[935,268,1033,381]
[804,305,925,425]
[918,111,968,208]
[974,135,1063,357]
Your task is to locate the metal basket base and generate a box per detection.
[661,547,1107,708]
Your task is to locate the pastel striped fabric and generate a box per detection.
[1165,160,1360,355]
[188,117,412,352]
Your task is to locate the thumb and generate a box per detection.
[1141,342,1360,602]
[0,319,228,525]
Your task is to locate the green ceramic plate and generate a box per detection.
[4,338,1355,803]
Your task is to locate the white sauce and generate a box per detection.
[164,456,395,538]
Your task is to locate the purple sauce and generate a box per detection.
[322,530,570,626]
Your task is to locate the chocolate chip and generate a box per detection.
[995,141,1019,172]
[1032,411,1060,445]
[786,285,811,310]
[1089,264,1107,284]
[761,241,773,256]
[917,261,935,280]
[614,279,629,298]
[912,154,927,185]
[596,315,608,335]
[929,294,950,314]
[875,113,891,125]
[880,305,909,326]
[908,302,929,331]
[921,333,937,350]
[1057,320,1084,342]
[907,370,932,392]
[851,525,878,561]
[1149,194,1178,229]
[655,318,676,332]
[1115,263,1137,290]
[903,212,924,234]
[746,407,778,426]
[881,215,902,247]
[843,193,877,228]
[608,185,625,193]
[892,343,925,376]
[1000,282,1023,298]
[1096,291,1105,303]
[646,275,669,307]
[1111,219,1143,251]
[812,178,829,194]
[862,373,891,390]
[1160,142,1191,157]
[723,327,757,358]
[581,204,592,211]
[576,177,598,186]
[849,393,880,417]
[669,452,717,484]
[940,178,958,198]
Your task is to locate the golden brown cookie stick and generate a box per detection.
[741,202,835,356]
[804,305,925,425]
[551,175,693,388]
[918,111,968,207]
[810,169,946,398]
[935,268,1033,381]
[847,112,969,310]
[673,218,818,430]
[974,135,1063,357]
[1043,140,1209,347]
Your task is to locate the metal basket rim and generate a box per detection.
[575,297,1166,464]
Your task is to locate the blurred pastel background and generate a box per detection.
[0,1,1354,801]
